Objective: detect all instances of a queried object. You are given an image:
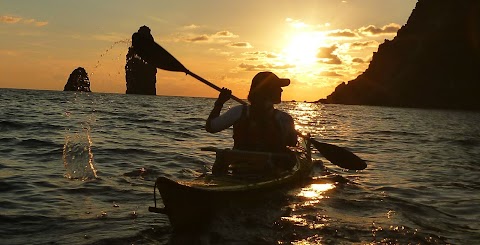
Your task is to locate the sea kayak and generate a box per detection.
[148,137,313,230]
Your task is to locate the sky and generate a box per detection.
[0,0,417,102]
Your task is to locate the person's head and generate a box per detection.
[247,71,290,104]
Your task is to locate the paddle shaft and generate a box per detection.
[186,70,247,105]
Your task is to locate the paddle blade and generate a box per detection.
[132,32,188,73]
[311,140,367,170]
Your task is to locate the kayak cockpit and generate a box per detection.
[148,137,313,230]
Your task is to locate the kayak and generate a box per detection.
[148,137,313,230]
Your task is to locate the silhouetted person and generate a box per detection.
[206,71,297,153]
[64,67,91,92]
[125,26,157,95]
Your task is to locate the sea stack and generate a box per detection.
[125,26,157,95]
[64,67,91,92]
[321,0,480,110]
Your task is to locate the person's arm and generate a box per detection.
[285,115,297,146]
[277,111,297,146]
[206,88,231,133]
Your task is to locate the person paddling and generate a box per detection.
[206,71,297,153]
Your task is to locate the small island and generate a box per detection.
[125,26,157,95]
[64,67,91,92]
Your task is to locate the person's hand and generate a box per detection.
[215,87,231,105]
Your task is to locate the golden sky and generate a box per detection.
[0,0,417,101]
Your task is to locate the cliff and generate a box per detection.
[321,0,480,110]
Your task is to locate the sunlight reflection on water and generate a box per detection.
[278,183,336,244]
[298,183,335,199]
[284,102,325,137]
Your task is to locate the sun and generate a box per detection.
[282,32,327,68]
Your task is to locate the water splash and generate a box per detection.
[90,39,132,90]
[63,124,97,180]
[93,39,131,69]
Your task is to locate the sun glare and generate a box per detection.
[299,183,335,198]
[282,32,327,68]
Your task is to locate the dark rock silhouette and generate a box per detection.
[320,0,480,110]
[125,26,157,95]
[64,67,91,92]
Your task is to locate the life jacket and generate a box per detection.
[233,105,286,152]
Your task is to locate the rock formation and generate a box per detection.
[320,0,480,110]
[125,26,157,95]
[64,67,91,92]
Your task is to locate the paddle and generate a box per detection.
[310,140,366,170]
[131,34,367,170]
[132,32,245,105]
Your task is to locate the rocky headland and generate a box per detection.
[320,0,480,110]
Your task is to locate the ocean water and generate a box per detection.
[0,88,479,245]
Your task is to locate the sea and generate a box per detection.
[1,88,479,245]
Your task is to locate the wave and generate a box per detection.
[359,130,423,137]
[95,147,159,157]
[17,138,62,149]
[448,138,480,147]
[0,120,27,130]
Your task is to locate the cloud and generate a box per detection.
[326,23,401,39]
[316,45,337,58]
[183,24,199,29]
[328,29,358,38]
[1,15,48,27]
[227,42,253,48]
[322,56,342,65]
[349,40,378,49]
[317,45,342,65]
[239,51,279,63]
[352,57,366,63]
[243,51,277,58]
[24,19,48,27]
[358,23,401,35]
[186,34,210,42]
[239,63,295,71]
[1,15,22,24]
[265,53,278,59]
[35,21,48,27]
[213,31,238,38]
[179,30,239,44]
[319,71,343,77]
[286,18,309,29]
